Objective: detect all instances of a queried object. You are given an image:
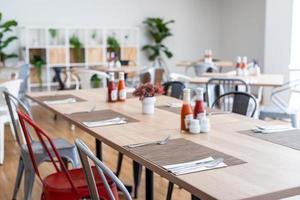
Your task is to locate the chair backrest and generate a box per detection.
[206,78,250,107]
[140,67,164,85]
[75,139,132,200]
[193,63,218,76]
[270,79,300,113]
[3,91,33,146]
[16,110,80,197]
[162,81,185,99]
[211,91,257,117]
[74,69,109,90]
[18,63,30,99]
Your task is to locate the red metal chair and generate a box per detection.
[17,109,119,200]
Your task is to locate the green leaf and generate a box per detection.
[0,20,18,32]
[0,36,18,49]
[4,53,18,59]
[0,13,2,22]
[107,36,120,53]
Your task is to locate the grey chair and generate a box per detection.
[3,91,80,200]
[206,78,250,107]
[211,91,257,117]
[75,139,132,200]
[186,62,218,76]
[18,63,30,107]
[162,81,186,99]
[259,79,300,128]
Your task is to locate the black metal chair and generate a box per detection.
[162,81,185,99]
[211,91,257,117]
[206,77,250,107]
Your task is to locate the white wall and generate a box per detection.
[219,0,265,69]
[264,0,293,80]
[0,0,220,72]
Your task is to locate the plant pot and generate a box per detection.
[142,97,156,115]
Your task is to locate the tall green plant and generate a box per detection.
[69,35,83,62]
[107,36,120,53]
[0,12,18,66]
[31,55,45,88]
[142,17,174,67]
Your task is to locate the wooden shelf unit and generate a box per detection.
[19,26,140,91]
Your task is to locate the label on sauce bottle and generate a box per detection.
[119,89,127,100]
[111,89,118,101]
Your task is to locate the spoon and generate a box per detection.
[128,135,171,148]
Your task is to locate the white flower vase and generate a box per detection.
[142,97,156,115]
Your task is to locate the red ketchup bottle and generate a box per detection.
[107,72,117,103]
[194,88,206,119]
[118,72,126,101]
[181,88,193,131]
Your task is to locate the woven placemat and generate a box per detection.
[35,94,86,103]
[125,138,245,167]
[239,129,300,151]
[67,109,139,125]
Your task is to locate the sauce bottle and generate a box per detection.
[236,56,242,76]
[241,56,248,76]
[181,88,193,131]
[107,72,117,102]
[194,88,205,118]
[118,72,126,101]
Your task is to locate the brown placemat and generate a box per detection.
[125,138,245,167]
[156,105,214,115]
[239,129,300,151]
[35,94,86,103]
[67,109,139,126]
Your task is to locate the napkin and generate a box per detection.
[43,98,77,105]
[166,102,182,108]
[252,125,295,134]
[163,157,227,176]
[83,117,126,128]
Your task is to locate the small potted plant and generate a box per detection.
[31,55,46,89]
[133,83,164,114]
[49,28,58,45]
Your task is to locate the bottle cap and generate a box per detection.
[109,72,115,81]
[196,88,204,100]
[119,72,125,80]
[236,56,242,62]
[183,88,191,102]
[242,56,248,63]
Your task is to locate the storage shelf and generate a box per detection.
[20,26,140,92]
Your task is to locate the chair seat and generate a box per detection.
[22,138,75,153]
[43,166,119,200]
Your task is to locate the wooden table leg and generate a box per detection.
[145,168,154,200]
[95,139,102,161]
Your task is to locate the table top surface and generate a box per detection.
[177,60,234,68]
[91,66,145,73]
[27,89,300,200]
[190,72,284,87]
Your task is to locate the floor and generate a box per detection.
[0,106,191,200]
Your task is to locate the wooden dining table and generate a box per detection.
[190,72,284,87]
[27,89,300,200]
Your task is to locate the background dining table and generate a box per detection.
[27,89,300,200]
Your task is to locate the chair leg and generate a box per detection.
[12,157,24,200]
[24,168,35,200]
[166,182,174,200]
[291,114,298,128]
[115,153,123,177]
[133,161,143,198]
[61,157,69,169]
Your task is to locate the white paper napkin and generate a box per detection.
[253,125,295,134]
[83,117,127,128]
[163,157,227,176]
[43,98,77,105]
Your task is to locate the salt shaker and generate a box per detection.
[200,117,210,133]
[189,119,201,134]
